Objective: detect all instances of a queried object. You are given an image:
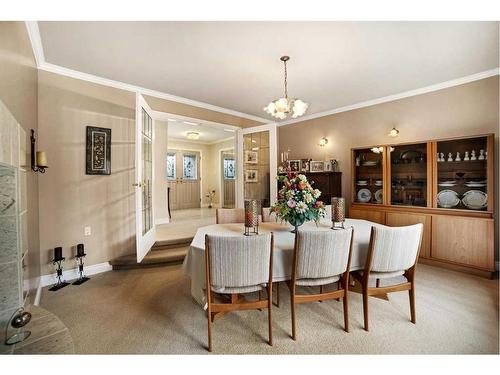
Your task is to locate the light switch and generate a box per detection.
[84,226,91,236]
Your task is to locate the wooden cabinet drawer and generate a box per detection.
[386,212,431,258]
[348,207,386,224]
[431,215,494,270]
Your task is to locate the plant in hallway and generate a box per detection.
[206,189,216,208]
[271,173,326,233]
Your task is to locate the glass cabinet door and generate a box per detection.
[436,136,488,211]
[353,147,384,204]
[389,143,428,207]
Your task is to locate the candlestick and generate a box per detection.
[36,151,47,167]
[76,243,85,257]
[54,247,63,261]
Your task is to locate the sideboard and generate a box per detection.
[278,172,342,204]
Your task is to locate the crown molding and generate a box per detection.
[24,21,269,125]
[277,68,500,127]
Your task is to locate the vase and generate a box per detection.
[288,216,305,233]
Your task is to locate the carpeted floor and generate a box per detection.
[40,263,499,354]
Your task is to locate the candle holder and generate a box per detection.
[73,244,90,285]
[244,199,259,236]
[331,197,346,230]
[49,247,70,291]
[30,129,48,173]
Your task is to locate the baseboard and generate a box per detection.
[155,217,170,225]
[34,278,42,306]
[39,261,112,289]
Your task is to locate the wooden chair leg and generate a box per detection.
[268,285,273,346]
[343,288,349,333]
[409,284,416,324]
[376,279,380,288]
[319,285,324,302]
[362,287,369,332]
[290,294,297,340]
[335,281,341,301]
[207,305,213,352]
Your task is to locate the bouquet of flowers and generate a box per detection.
[271,173,326,232]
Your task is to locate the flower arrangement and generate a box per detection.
[271,173,326,232]
[205,189,216,208]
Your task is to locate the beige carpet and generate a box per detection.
[40,263,499,354]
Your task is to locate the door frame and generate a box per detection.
[236,123,278,208]
[219,147,236,208]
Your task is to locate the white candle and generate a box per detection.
[36,151,47,167]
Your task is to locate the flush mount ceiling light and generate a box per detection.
[184,121,199,126]
[263,56,308,120]
[186,131,200,140]
[388,127,400,137]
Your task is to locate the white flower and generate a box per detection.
[285,190,295,200]
[298,174,307,182]
[303,193,313,204]
[313,189,321,199]
[295,201,308,214]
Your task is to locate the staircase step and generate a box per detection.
[110,246,188,270]
[151,237,193,251]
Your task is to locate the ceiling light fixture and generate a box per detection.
[186,132,200,140]
[167,118,177,122]
[264,56,308,120]
[388,127,400,137]
[223,128,236,133]
[184,121,199,126]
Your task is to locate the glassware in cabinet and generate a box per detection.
[353,147,384,204]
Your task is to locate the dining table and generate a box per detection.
[182,218,384,307]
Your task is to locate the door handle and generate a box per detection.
[132,182,144,188]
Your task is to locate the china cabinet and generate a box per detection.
[350,134,495,278]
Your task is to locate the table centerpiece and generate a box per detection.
[271,173,326,233]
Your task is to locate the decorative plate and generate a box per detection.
[357,188,372,203]
[462,190,487,210]
[465,182,486,187]
[362,161,378,166]
[374,189,383,203]
[437,190,460,208]
[401,150,423,162]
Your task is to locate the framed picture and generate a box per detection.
[300,159,311,172]
[324,161,333,172]
[86,126,111,175]
[289,160,301,172]
[244,150,258,164]
[245,169,258,182]
[310,161,324,173]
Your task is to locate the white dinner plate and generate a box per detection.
[437,190,460,208]
[357,188,372,203]
[462,190,487,210]
[374,189,383,203]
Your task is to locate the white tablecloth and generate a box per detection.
[182,218,382,306]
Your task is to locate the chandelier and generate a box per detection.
[263,56,308,120]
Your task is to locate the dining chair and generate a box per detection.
[351,223,423,331]
[261,207,276,222]
[204,233,274,352]
[288,228,354,340]
[215,208,245,224]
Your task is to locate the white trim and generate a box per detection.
[155,217,170,225]
[25,21,45,67]
[33,278,42,306]
[168,135,235,146]
[277,68,500,126]
[38,262,112,289]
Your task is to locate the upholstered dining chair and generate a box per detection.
[204,233,274,352]
[261,207,275,222]
[215,208,245,224]
[351,223,423,331]
[288,228,354,340]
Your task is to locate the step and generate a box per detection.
[110,246,188,270]
[151,237,193,251]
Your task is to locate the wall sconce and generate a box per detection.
[30,129,48,173]
[319,137,329,147]
[371,146,384,154]
[388,127,400,137]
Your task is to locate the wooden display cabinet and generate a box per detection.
[350,134,495,278]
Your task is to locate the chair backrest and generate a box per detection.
[205,233,273,289]
[216,208,245,224]
[294,228,353,280]
[368,224,423,273]
[261,207,276,222]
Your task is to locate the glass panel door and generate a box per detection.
[353,147,384,204]
[389,143,428,207]
[436,136,488,211]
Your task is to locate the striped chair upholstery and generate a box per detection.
[215,208,245,224]
[206,233,272,294]
[261,207,276,222]
[294,228,353,286]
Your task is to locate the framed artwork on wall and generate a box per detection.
[86,126,111,175]
[245,169,258,182]
[244,150,258,164]
[289,160,301,172]
[310,161,325,173]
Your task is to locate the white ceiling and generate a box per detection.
[38,21,499,120]
[166,120,234,144]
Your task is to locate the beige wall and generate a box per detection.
[38,70,136,274]
[0,22,40,286]
[145,95,262,128]
[279,76,499,254]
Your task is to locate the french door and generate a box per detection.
[236,123,278,209]
[134,93,156,262]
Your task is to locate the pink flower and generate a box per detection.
[287,199,296,208]
[314,201,324,208]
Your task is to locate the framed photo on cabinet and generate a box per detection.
[310,161,324,172]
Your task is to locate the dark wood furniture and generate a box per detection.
[278,172,342,203]
[350,134,495,278]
